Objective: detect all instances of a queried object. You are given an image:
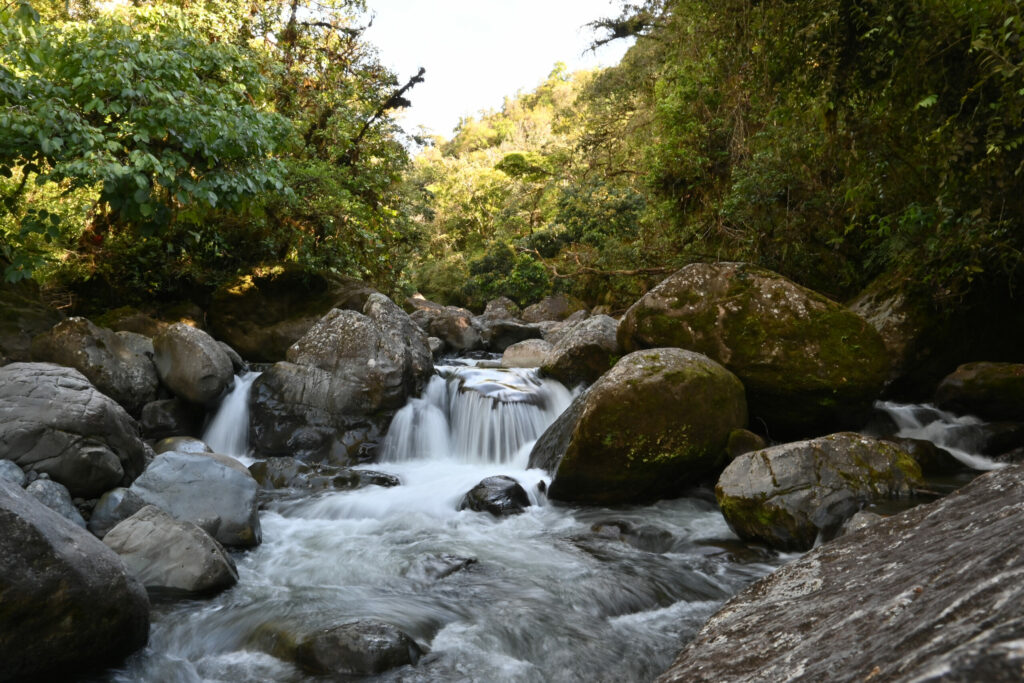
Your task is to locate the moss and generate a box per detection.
[716,491,814,552]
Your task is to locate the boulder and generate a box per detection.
[0,363,148,497]
[521,294,587,323]
[528,348,747,505]
[658,464,1024,683]
[410,301,483,352]
[501,339,553,368]
[716,433,923,551]
[0,478,149,681]
[296,621,423,676]
[88,486,147,539]
[250,295,433,462]
[427,336,445,358]
[0,279,63,366]
[30,317,159,416]
[935,362,1024,421]
[248,457,400,492]
[153,323,234,405]
[94,306,168,338]
[128,451,261,548]
[458,476,531,516]
[482,296,522,320]
[725,429,766,460]
[0,459,26,487]
[103,505,238,596]
[541,314,620,386]
[474,317,544,352]
[26,478,86,528]
[208,269,377,362]
[883,436,965,476]
[218,341,245,374]
[139,398,203,439]
[618,262,889,437]
[153,436,211,455]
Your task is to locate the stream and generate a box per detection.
[103,361,1001,682]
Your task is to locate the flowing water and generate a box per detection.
[107,362,786,682]
[874,401,1005,471]
[202,371,261,462]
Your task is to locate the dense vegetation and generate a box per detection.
[3,0,1023,315]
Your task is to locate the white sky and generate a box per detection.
[362,1,632,138]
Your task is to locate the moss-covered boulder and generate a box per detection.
[618,262,889,437]
[934,362,1024,421]
[208,268,377,362]
[715,433,923,551]
[528,348,747,505]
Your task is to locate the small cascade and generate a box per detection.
[203,370,261,459]
[381,364,573,467]
[875,401,1004,471]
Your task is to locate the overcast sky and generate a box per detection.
[362,1,632,138]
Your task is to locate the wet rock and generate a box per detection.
[658,464,1024,683]
[153,323,234,405]
[0,478,149,681]
[30,317,159,416]
[716,433,923,551]
[618,262,889,437]
[541,314,620,386]
[0,363,148,497]
[522,294,587,323]
[248,457,399,492]
[501,339,553,368]
[153,436,212,455]
[883,436,966,476]
[250,295,432,462]
[103,505,238,596]
[128,451,261,548]
[0,459,26,487]
[458,475,531,516]
[26,478,86,528]
[218,341,245,374]
[590,520,676,553]
[296,620,423,676]
[405,553,478,582]
[88,486,147,539]
[410,300,483,352]
[529,348,747,505]
[208,268,377,362]
[935,362,1024,421]
[475,318,544,352]
[139,398,203,439]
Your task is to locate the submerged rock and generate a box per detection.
[30,317,159,416]
[153,323,234,405]
[618,262,889,437]
[935,361,1024,421]
[458,475,531,516]
[541,314,620,387]
[296,621,423,676]
[103,505,238,596]
[0,478,149,681]
[248,457,399,492]
[716,433,923,551]
[658,464,1024,682]
[0,363,148,497]
[529,348,747,505]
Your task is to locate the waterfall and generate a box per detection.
[381,364,574,467]
[875,401,1004,471]
[203,371,261,459]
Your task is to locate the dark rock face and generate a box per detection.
[541,314,620,386]
[458,475,531,516]
[475,317,544,352]
[618,262,889,437]
[30,317,159,416]
[153,323,234,405]
[128,451,261,548]
[0,280,63,366]
[529,348,747,505]
[250,295,432,462]
[296,621,423,676]
[521,294,587,323]
[716,433,923,552]
[103,505,239,596]
[0,478,149,682]
[935,362,1024,421]
[658,464,1024,683]
[208,269,377,363]
[140,398,203,439]
[0,363,148,497]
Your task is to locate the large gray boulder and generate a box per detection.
[716,433,923,551]
[128,451,261,548]
[501,338,553,368]
[935,362,1024,421]
[541,314,620,386]
[0,478,149,681]
[208,269,377,363]
[251,294,433,462]
[658,464,1024,683]
[103,505,238,596]
[529,348,747,505]
[618,262,889,437]
[521,294,586,323]
[153,323,234,405]
[30,317,159,416]
[409,299,483,352]
[0,363,148,497]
